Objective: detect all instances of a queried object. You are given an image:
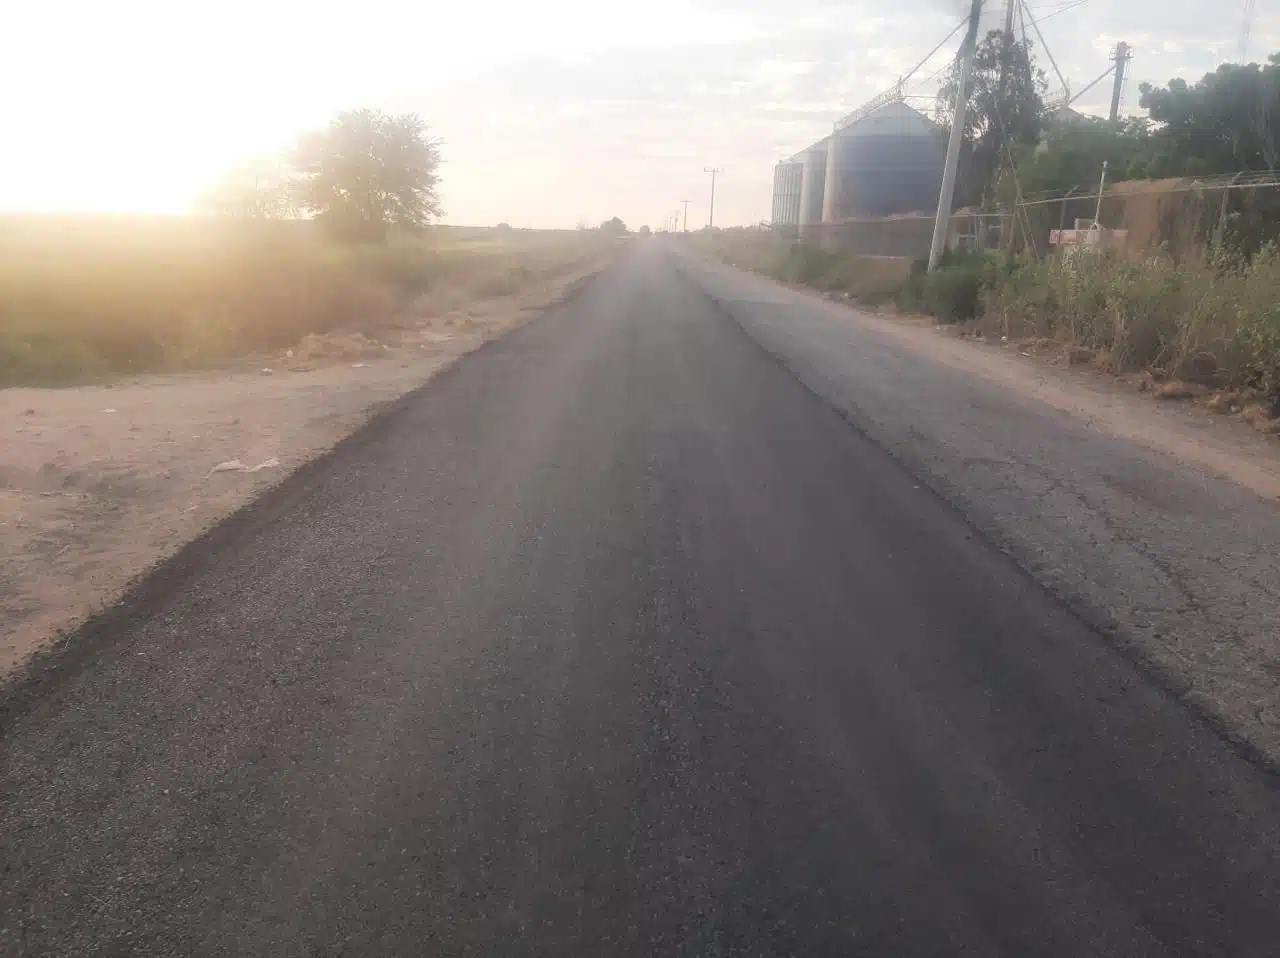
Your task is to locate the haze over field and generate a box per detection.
[5,0,1277,228]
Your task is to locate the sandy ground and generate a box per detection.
[1,268,598,675]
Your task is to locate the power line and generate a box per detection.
[844,15,972,131]
[1035,0,1090,25]
[1025,0,1085,11]
[1019,0,1070,100]
[1017,169,1280,207]
[901,16,969,86]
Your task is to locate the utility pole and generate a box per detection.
[928,0,984,272]
[703,167,723,229]
[1093,161,1109,228]
[1109,41,1131,121]
[680,199,691,232]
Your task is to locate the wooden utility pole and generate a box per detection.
[703,168,723,228]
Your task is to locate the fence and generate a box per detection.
[778,211,1010,260]
[777,172,1280,262]
[1016,172,1280,261]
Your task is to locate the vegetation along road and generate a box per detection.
[2,241,1279,956]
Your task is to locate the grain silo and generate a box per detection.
[770,95,945,232]
[823,99,945,220]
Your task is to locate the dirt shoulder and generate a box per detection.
[680,251,1280,768]
[0,265,602,676]
[848,313,1280,503]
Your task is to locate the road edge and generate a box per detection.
[0,264,612,730]
[669,248,1280,783]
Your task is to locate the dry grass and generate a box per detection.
[0,215,618,386]
[694,228,1280,418]
[696,229,911,305]
[982,247,1280,402]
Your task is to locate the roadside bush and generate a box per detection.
[773,244,840,287]
[983,244,1280,397]
[917,250,1000,323]
[1226,244,1280,398]
[698,232,909,305]
[818,253,910,304]
[694,227,1280,406]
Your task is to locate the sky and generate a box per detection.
[3,0,1274,229]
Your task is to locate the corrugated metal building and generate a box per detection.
[771,161,803,227]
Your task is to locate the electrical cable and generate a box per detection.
[1036,0,1090,25]
[1019,0,1070,100]
[900,15,969,86]
[971,69,1040,252]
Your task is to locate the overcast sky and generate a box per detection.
[3,0,1273,228]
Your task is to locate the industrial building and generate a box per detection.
[771,94,945,234]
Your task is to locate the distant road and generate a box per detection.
[2,242,1278,956]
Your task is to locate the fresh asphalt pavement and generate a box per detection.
[2,242,1278,956]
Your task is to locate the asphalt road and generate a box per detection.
[2,242,1279,957]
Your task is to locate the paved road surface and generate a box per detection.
[2,243,1278,956]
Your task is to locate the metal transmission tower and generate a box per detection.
[1042,40,1133,117]
[1020,0,1071,108]
[1109,41,1132,120]
[703,168,723,228]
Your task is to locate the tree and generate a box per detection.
[937,29,1048,207]
[1021,116,1152,194]
[198,155,298,219]
[1139,55,1280,176]
[599,217,628,234]
[293,109,442,242]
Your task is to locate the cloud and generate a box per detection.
[0,0,1263,227]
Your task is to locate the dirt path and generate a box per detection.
[0,269,599,675]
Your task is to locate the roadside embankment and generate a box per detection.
[1,227,617,674]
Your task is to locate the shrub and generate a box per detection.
[697,227,1280,406]
[983,244,1280,398]
[917,250,999,323]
